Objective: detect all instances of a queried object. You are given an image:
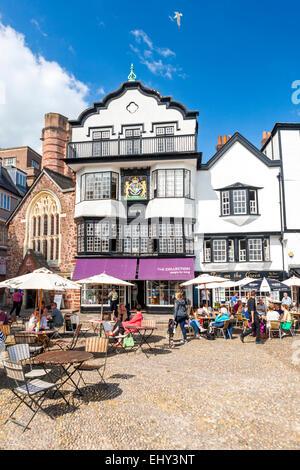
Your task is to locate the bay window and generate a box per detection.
[81,172,119,201]
[219,185,260,216]
[152,169,191,198]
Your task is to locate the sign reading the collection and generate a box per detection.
[124,176,147,200]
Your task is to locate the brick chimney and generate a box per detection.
[41,113,72,178]
[261,131,271,149]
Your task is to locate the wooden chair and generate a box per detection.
[235,313,244,328]
[75,337,109,387]
[141,320,156,328]
[14,332,43,355]
[242,318,251,333]
[70,315,90,337]
[268,320,282,340]
[213,319,232,339]
[49,324,82,351]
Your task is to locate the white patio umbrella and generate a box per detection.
[77,272,134,319]
[196,280,237,289]
[181,274,226,308]
[0,268,81,325]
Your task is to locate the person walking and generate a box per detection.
[174,292,188,344]
[9,289,23,323]
[240,291,264,344]
[108,287,119,319]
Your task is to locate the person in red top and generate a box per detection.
[0,310,9,325]
[122,305,143,334]
[9,290,23,322]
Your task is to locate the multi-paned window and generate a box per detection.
[92,130,110,157]
[81,172,118,201]
[77,219,194,255]
[156,126,174,152]
[220,186,259,216]
[125,128,141,155]
[151,169,191,198]
[0,193,11,211]
[16,172,26,187]
[4,157,16,167]
[204,237,270,263]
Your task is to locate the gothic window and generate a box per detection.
[28,193,60,263]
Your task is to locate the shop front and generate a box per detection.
[138,258,194,313]
[73,257,195,313]
[73,258,137,312]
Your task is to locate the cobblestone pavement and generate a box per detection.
[0,327,299,450]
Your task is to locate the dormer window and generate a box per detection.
[217,183,260,217]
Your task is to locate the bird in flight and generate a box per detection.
[174,11,183,28]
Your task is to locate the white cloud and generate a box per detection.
[0,21,89,152]
[130,29,181,79]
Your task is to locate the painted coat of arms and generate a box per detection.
[124,176,147,200]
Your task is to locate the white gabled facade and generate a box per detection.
[65,74,300,311]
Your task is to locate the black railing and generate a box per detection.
[67,135,197,159]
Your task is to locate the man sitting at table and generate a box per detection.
[48,302,63,328]
[209,307,232,339]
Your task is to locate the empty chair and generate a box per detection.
[3,360,69,432]
[70,314,90,337]
[75,337,109,387]
[7,344,51,379]
[49,324,82,351]
[14,332,43,355]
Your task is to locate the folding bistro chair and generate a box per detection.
[268,320,282,340]
[70,315,90,337]
[3,360,70,432]
[102,321,131,354]
[14,332,43,355]
[49,324,82,351]
[235,313,244,328]
[242,318,252,334]
[212,319,232,339]
[0,324,15,346]
[75,337,109,387]
[7,344,51,379]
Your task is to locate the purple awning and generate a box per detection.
[73,258,137,281]
[138,258,194,281]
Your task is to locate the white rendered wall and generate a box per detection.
[280,129,300,230]
[71,88,197,143]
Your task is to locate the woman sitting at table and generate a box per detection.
[107,305,143,338]
[266,302,280,328]
[280,304,292,336]
[28,310,39,331]
[209,307,232,338]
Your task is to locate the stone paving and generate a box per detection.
[0,324,299,450]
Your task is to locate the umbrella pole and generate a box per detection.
[101,284,104,321]
[205,284,208,309]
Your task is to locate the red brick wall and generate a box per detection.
[6,172,80,309]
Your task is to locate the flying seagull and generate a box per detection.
[174,11,182,28]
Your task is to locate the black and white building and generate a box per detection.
[66,72,300,312]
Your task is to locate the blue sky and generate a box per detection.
[0,0,300,160]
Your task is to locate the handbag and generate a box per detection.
[123,335,134,348]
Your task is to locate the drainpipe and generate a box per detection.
[277,172,286,278]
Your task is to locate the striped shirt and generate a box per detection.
[0,330,5,343]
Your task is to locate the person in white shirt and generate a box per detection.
[281,292,292,307]
[266,302,280,328]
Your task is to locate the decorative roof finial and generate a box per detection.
[128,63,136,82]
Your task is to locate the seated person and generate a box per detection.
[40,301,48,316]
[125,304,131,322]
[48,302,63,328]
[280,304,292,336]
[190,318,207,339]
[209,307,232,339]
[241,304,250,319]
[40,311,48,330]
[266,302,280,328]
[232,300,242,315]
[28,310,39,331]
[0,310,9,325]
[108,305,143,338]
[117,303,128,322]
[274,302,283,316]
[256,299,267,315]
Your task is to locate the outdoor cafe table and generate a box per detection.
[19,329,56,347]
[34,350,93,396]
[125,325,157,356]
